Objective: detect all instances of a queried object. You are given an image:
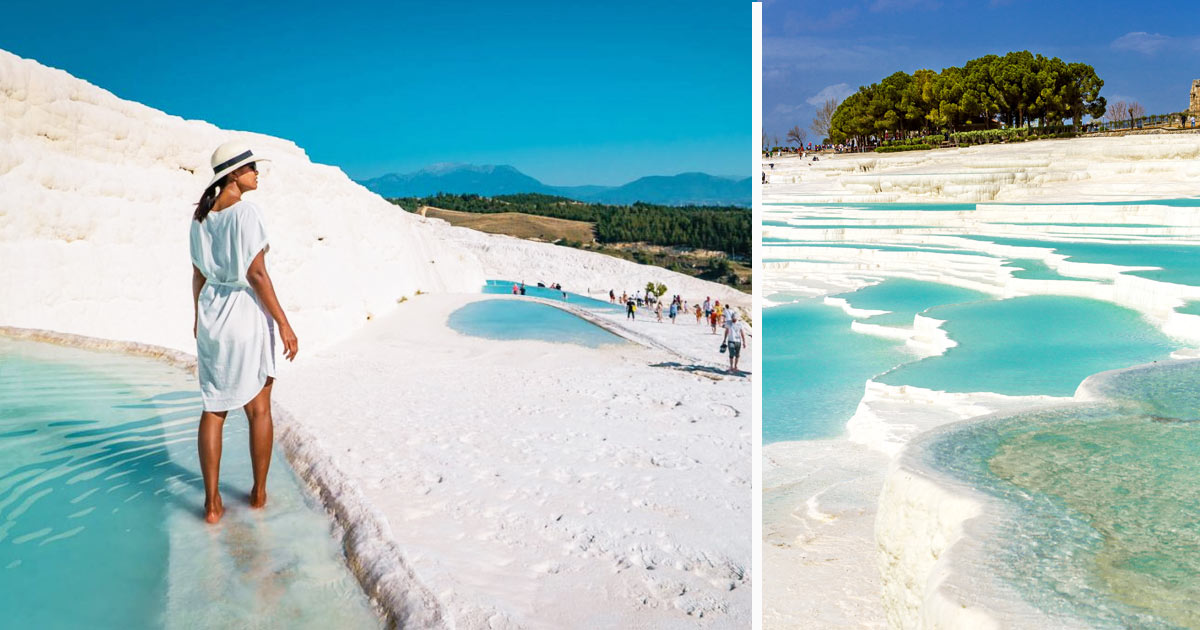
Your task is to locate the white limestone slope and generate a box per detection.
[0,48,483,354]
[0,48,747,357]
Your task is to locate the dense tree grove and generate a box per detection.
[828,51,1106,145]
[390,193,750,258]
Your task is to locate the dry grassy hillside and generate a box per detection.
[421,206,595,243]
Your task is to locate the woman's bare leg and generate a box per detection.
[244,377,275,508]
[199,410,228,523]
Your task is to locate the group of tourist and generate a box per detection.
[607,289,748,374]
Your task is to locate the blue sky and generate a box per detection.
[1,1,750,185]
[764,0,1199,143]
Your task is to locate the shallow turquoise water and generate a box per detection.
[990,222,1167,228]
[449,299,626,347]
[879,296,1178,395]
[1177,301,1200,316]
[1080,198,1200,207]
[762,300,909,443]
[765,202,979,211]
[963,237,1200,286]
[1005,258,1092,281]
[923,360,1200,628]
[482,279,622,311]
[761,289,1180,442]
[763,241,996,256]
[0,339,379,629]
[769,223,936,229]
[835,279,988,327]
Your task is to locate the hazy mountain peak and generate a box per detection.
[356,164,750,207]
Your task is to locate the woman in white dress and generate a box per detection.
[190,141,299,524]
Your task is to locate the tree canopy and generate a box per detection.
[828,51,1106,144]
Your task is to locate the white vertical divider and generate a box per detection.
[751,3,763,630]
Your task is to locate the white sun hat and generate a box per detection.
[207,141,270,188]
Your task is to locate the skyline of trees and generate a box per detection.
[826,51,1107,145]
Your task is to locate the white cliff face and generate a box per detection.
[0,48,746,356]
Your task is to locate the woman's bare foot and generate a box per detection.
[204,495,225,524]
[249,485,267,509]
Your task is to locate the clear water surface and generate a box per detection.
[762,300,910,443]
[923,359,1200,628]
[0,339,379,629]
[483,279,623,312]
[449,299,626,348]
[834,279,988,327]
[879,296,1178,395]
[962,237,1200,286]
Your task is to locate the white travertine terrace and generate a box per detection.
[762,136,1200,629]
[763,136,1200,203]
[0,48,750,628]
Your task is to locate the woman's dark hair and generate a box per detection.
[193,176,228,222]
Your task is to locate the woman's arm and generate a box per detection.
[246,249,299,361]
[193,265,206,338]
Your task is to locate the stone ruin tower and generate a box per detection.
[1192,80,1200,116]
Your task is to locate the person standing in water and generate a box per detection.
[190,141,298,524]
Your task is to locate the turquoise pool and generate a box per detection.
[0,339,379,629]
[762,300,910,443]
[922,359,1200,628]
[963,237,1200,286]
[835,279,988,327]
[483,280,623,312]
[879,296,1177,396]
[1005,258,1093,281]
[449,299,626,347]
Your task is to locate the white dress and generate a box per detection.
[189,199,277,411]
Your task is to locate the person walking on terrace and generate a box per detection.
[723,310,747,374]
[191,141,299,524]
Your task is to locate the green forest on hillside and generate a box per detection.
[390,193,750,258]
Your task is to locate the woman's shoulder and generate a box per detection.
[231,198,263,213]
[230,199,268,223]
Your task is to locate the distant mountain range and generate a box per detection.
[355,164,750,207]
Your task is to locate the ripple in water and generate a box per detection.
[0,339,379,629]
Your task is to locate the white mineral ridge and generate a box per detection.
[0,48,746,356]
[0,48,750,628]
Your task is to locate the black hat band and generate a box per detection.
[213,150,254,174]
